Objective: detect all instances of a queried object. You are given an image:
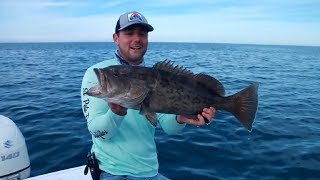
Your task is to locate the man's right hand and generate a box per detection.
[108,102,127,116]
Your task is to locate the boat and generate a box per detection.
[26,166,90,180]
[0,115,169,180]
[0,115,30,180]
[25,165,169,180]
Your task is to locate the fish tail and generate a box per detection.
[225,83,259,131]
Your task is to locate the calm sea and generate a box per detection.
[0,42,319,179]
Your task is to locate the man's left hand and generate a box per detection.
[177,107,216,126]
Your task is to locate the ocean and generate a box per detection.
[0,42,319,179]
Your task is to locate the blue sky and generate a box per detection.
[1,0,320,46]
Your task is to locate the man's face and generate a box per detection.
[113,25,149,65]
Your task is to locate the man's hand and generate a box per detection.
[177,107,216,126]
[108,102,127,116]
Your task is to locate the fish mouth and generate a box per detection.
[94,68,111,89]
[93,68,102,84]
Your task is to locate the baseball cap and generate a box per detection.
[115,11,154,33]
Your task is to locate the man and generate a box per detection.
[81,11,216,180]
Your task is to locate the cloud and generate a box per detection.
[149,10,320,45]
[1,14,117,42]
[0,0,319,45]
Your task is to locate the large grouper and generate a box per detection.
[87,60,259,131]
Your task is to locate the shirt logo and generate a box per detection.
[128,12,143,22]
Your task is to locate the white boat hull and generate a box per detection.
[26,165,170,180]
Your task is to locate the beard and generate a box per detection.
[118,47,147,65]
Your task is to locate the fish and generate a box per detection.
[87,60,259,131]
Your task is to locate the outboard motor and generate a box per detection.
[0,115,30,180]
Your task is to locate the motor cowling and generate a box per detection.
[0,115,30,180]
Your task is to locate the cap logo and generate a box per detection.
[128,12,143,22]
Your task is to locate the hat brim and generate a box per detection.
[118,22,154,32]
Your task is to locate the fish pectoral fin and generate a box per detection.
[139,102,157,127]
[145,113,157,127]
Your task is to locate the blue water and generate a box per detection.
[0,42,319,179]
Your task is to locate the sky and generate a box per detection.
[1,0,320,46]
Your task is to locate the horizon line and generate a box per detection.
[0,41,319,48]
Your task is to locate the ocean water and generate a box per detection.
[0,42,319,179]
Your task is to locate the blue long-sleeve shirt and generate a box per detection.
[81,58,186,177]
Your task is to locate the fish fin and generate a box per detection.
[145,113,158,127]
[153,60,193,77]
[194,73,225,96]
[139,101,157,127]
[154,61,225,96]
[140,95,158,127]
[225,83,259,132]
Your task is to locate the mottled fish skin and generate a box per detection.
[87,60,259,131]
